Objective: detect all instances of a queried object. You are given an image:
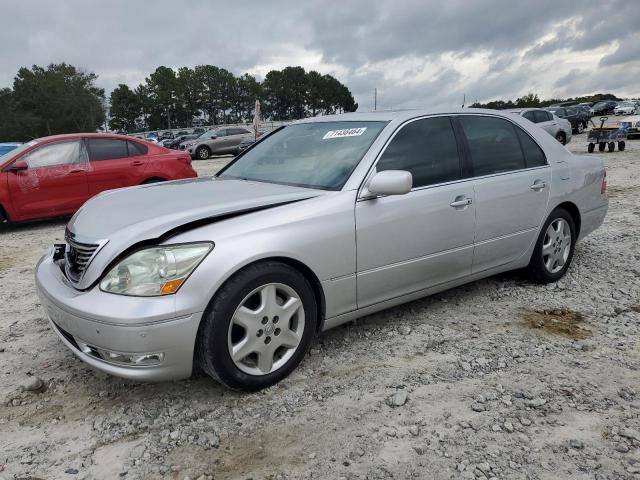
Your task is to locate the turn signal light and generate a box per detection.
[160,278,185,295]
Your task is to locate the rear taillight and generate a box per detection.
[601,169,606,194]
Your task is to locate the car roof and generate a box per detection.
[33,133,152,144]
[293,107,532,124]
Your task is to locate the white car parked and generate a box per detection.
[614,102,638,116]
[510,108,572,145]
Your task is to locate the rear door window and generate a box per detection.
[534,111,551,123]
[459,115,525,177]
[87,138,129,161]
[376,116,461,188]
[127,141,148,156]
[522,111,536,122]
[515,127,546,168]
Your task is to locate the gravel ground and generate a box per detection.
[1,135,639,480]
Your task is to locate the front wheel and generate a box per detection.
[195,146,210,160]
[195,261,317,391]
[555,132,566,145]
[526,209,576,284]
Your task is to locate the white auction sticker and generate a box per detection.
[323,127,367,139]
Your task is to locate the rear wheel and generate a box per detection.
[608,142,615,152]
[555,131,567,145]
[619,141,626,151]
[577,122,585,134]
[195,261,317,391]
[526,208,576,284]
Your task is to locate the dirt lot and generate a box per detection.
[1,135,639,480]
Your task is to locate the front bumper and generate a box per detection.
[35,252,203,381]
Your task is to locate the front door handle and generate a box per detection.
[131,161,144,166]
[530,181,546,191]
[450,196,472,208]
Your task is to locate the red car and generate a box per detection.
[0,133,197,223]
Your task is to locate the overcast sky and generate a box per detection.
[2,0,639,110]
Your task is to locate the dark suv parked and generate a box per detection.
[546,106,590,134]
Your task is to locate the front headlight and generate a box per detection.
[100,243,213,296]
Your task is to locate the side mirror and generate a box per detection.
[367,170,412,196]
[8,161,28,172]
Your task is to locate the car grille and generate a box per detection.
[64,235,100,283]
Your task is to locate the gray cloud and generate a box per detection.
[0,0,639,113]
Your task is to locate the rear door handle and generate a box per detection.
[450,196,473,208]
[530,181,546,191]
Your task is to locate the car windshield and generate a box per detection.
[593,102,608,108]
[218,121,387,190]
[0,141,36,164]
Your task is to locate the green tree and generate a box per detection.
[144,66,178,129]
[11,63,105,139]
[109,84,140,133]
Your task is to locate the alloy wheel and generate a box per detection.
[198,147,209,159]
[542,218,572,274]
[227,283,305,375]
[577,122,584,134]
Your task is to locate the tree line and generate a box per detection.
[0,63,106,141]
[469,92,621,110]
[109,65,357,133]
[0,63,357,141]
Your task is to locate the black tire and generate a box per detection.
[195,146,210,160]
[0,208,7,227]
[618,141,626,151]
[577,122,585,134]
[556,131,566,145]
[608,142,615,152]
[598,142,606,152]
[587,143,595,153]
[195,261,318,391]
[526,208,576,284]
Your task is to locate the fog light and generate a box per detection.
[76,340,164,366]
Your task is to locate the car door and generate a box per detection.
[209,129,231,154]
[355,116,475,308]
[6,139,89,220]
[457,115,551,273]
[86,137,148,195]
[534,110,557,135]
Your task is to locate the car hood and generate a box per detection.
[67,177,323,288]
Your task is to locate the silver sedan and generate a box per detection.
[36,109,608,391]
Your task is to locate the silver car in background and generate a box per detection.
[510,108,572,145]
[36,109,607,391]
[180,126,253,159]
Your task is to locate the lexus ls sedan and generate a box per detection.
[36,109,608,391]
